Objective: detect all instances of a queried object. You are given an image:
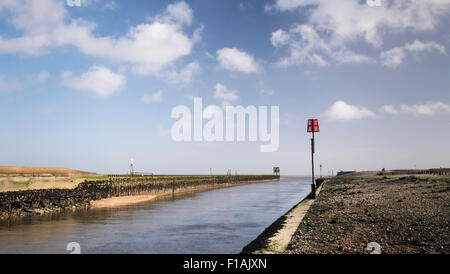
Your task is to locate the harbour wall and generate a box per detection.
[0,175,279,220]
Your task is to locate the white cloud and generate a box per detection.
[405,40,446,54]
[214,83,238,107]
[381,40,446,67]
[141,90,163,104]
[61,65,125,97]
[267,0,450,67]
[0,75,22,92]
[165,61,200,84]
[35,71,49,83]
[380,47,406,68]
[156,1,193,26]
[400,102,450,115]
[271,29,290,48]
[381,105,399,115]
[74,22,194,75]
[216,48,261,73]
[272,24,374,67]
[214,83,238,101]
[71,0,118,10]
[0,0,199,76]
[325,101,376,120]
[382,102,450,115]
[268,0,450,45]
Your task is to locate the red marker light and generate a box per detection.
[307,119,319,132]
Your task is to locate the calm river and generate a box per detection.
[0,177,310,254]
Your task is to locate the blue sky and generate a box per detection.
[0,0,449,175]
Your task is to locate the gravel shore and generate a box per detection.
[285,176,450,254]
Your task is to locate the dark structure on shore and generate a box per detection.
[336,170,356,176]
[337,168,450,177]
[388,168,450,175]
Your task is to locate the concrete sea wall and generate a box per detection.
[241,178,325,254]
[0,175,279,220]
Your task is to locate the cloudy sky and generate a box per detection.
[0,0,449,175]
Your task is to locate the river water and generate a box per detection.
[0,177,310,254]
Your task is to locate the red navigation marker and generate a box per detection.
[307,119,319,133]
[307,118,319,199]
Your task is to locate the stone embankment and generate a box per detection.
[0,175,279,220]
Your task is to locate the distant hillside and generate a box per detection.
[0,166,98,177]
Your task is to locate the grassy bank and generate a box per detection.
[0,166,100,192]
[284,176,450,254]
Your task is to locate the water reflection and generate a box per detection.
[0,177,310,254]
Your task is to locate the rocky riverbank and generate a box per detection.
[0,183,105,220]
[0,175,279,221]
[284,176,450,254]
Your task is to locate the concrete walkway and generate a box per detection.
[253,182,324,254]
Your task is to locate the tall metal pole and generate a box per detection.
[311,131,316,199]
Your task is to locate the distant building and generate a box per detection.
[273,167,280,176]
[336,170,355,176]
